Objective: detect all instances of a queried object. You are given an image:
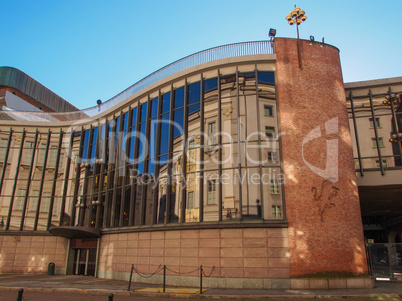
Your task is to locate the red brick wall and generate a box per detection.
[275,38,368,276]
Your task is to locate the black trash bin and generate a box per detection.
[48,262,55,275]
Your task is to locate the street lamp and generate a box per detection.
[286,5,307,40]
[286,5,307,69]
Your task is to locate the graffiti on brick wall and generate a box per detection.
[312,179,340,222]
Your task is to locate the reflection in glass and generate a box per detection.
[174,87,184,109]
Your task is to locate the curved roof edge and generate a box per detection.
[83,40,274,116]
[0,66,80,113]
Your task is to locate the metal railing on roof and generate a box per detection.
[82,40,274,116]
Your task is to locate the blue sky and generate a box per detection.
[1,0,401,110]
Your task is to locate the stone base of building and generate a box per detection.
[98,270,374,289]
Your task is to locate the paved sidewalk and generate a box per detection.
[0,274,401,299]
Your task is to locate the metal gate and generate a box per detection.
[367,243,402,281]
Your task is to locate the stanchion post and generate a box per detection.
[108,293,114,301]
[17,288,24,301]
[128,264,134,291]
[200,265,203,294]
[163,265,166,293]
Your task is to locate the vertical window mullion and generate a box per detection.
[166,84,174,224]
[255,65,264,219]
[96,121,106,228]
[119,110,132,227]
[59,131,74,226]
[152,91,162,225]
[235,67,243,220]
[199,77,204,222]
[70,127,85,226]
[111,112,123,227]
[0,128,12,196]
[103,121,113,228]
[181,80,189,223]
[369,89,384,175]
[88,122,100,227]
[140,97,152,225]
[129,102,142,226]
[6,128,25,230]
[35,129,51,230]
[47,129,63,230]
[20,130,39,230]
[217,72,223,221]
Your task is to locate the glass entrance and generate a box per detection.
[73,248,96,276]
[70,238,98,277]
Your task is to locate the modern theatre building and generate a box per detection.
[0,37,399,288]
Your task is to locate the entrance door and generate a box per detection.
[70,238,98,277]
[73,248,96,276]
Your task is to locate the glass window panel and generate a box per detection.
[159,114,170,156]
[83,130,90,146]
[92,127,98,144]
[158,155,169,170]
[265,126,276,138]
[238,72,256,96]
[222,168,240,221]
[47,147,59,169]
[137,160,144,175]
[149,119,157,159]
[204,78,218,93]
[140,103,148,123]
[29,190,39,212]
[148,157,155,175]
[0,138,8,162]
[372,137,384,148]
[62,196,74,226]
[157,177,167,224]
[242,168,262,220]
[185,172,200,222]
[22,141,34,165]
[173,108,184,139]
[174,86,185,109]
[244,142,260,167]
[14,189,26,211]
[169,181,180,223]
[123,112,129,131]
[262,167,284,220]
[376,159,388,168]
[137,122,147,162]
[115,116,121,133]
[188,82,201,105]
[145,185,154,225]
[207,122,217,145]
[162,92,171,114]
[133,184,142,226]
[188,103,200,115]
[204,171,219,222]
[131,107,137,127]
[82,145,88,162]
[257,71,275,85]
[129,126,136,162]
[264,105,273,116]
[101,124,106,139]
[151,97,159,118]
[272,205,282,218]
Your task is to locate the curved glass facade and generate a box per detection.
[0,62,283,231]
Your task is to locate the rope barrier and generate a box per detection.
[132,264,163,278]
[202,266,215,277]
[165,266,201,275]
